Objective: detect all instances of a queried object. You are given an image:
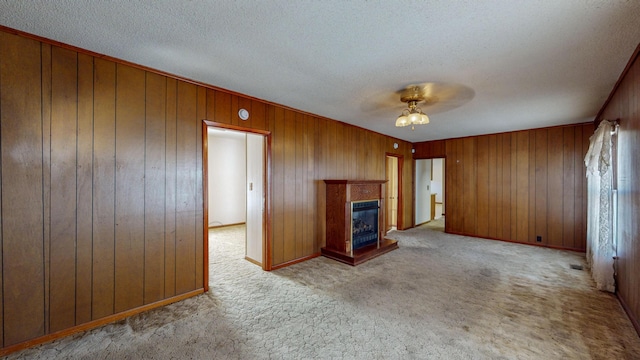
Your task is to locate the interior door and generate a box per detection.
[414,159,432,225]
[245,133,264,265]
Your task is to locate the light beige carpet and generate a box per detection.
[423,216,445,231]
[6,225,640,359]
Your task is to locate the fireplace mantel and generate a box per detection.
[321,180,398,265]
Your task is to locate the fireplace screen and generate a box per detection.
[351,200,379,250]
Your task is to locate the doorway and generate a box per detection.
[415,158,445,228]
[385,154,403,233]
[203,121,271,290]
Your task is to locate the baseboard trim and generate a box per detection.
[415,219,443,227]
[445,230,586,253]
[244,256,262,267]
[271,253,320,270]
[0,288,204,357]
[617,292,640,338]
[208,222,245,229]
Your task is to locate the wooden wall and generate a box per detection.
[0,31,205,348]
[0,28,413,350]
[269,109,414,266]
[597,43,640,335]
[414,123,593,251]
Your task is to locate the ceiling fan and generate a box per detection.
[395,83,475,130]
[361,82,475,130]
[395,86,432,130]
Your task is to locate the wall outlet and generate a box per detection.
[536,236,542,242]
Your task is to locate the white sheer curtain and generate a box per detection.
[584,120,615,292]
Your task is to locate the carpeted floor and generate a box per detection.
[6,225,640,359]
[422,216,445,231]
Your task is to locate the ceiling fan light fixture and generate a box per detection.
[395,89,431,130]
[417,113,430,125]
[408,112,422,124]
[395,114,410,127]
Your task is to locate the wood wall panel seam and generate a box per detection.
[164,77,178,298]
[0,32,3,348]
[509,133,517,240]
[40,41,52,337]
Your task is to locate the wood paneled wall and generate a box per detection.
[0,32,205,348]
[597,43,640,335]
[0,28,413,350]
[413,139,446,158]
[269,109,414,266]
[414,123,593,251]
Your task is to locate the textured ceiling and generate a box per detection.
[1,1,639,142]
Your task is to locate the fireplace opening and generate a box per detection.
[352,200,379,250]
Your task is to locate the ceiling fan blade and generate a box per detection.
[359,89,404,113]
[419,82,475,114]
